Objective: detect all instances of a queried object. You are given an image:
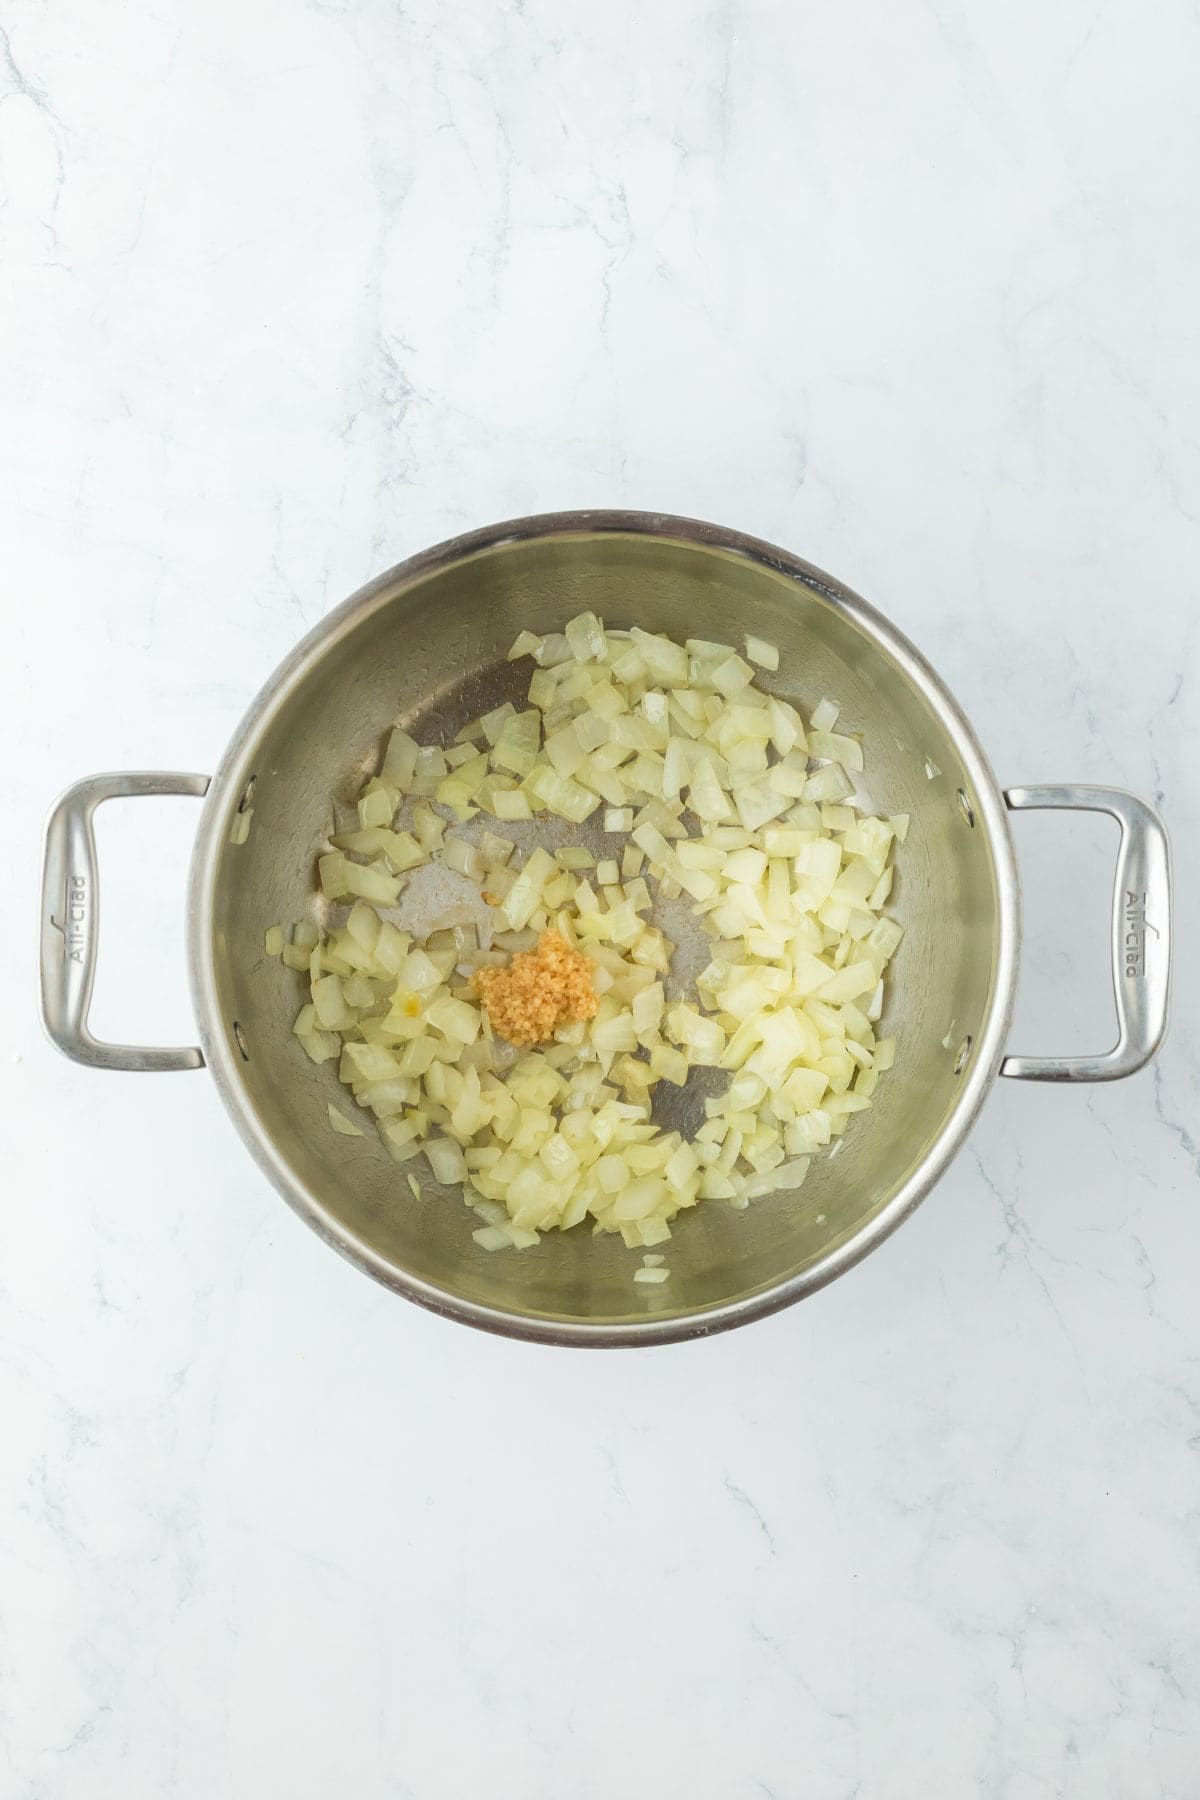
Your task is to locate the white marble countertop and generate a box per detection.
[5,1,1198,1793]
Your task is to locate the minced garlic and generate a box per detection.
[473,929,599,1047]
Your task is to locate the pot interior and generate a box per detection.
[198,522,1009,1337]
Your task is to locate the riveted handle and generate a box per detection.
[40,772,210,1071]
[1001,785,1171,1082]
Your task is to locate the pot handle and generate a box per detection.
[40,772,211,1071]
[1000,784,1171,1083]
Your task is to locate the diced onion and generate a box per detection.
[744,634,779,671]
[328,1104,364,1137]
[283,612,904,1259]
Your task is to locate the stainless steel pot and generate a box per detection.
[40,513,1172,1346]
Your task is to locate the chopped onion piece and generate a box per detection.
[328,1104,364,1137]
[809,729,864,772]
[710,652,755,696]
[565,610,607,661]
[533,633,572,667]
[744,634,779,671]
[490,788,533,821]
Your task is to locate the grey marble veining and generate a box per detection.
[3,0,1198,1794]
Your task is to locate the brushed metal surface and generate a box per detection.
[40,771,210,1071]
[187,513,1022,1343]
[1000,786,1171,1082]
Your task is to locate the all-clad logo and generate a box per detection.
[1123,889,1158,979]
[65,873,88,965]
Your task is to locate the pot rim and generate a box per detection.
[187,510,1020,1346]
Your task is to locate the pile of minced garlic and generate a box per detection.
[267,614,905,1260]
[473,930,599,1047]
